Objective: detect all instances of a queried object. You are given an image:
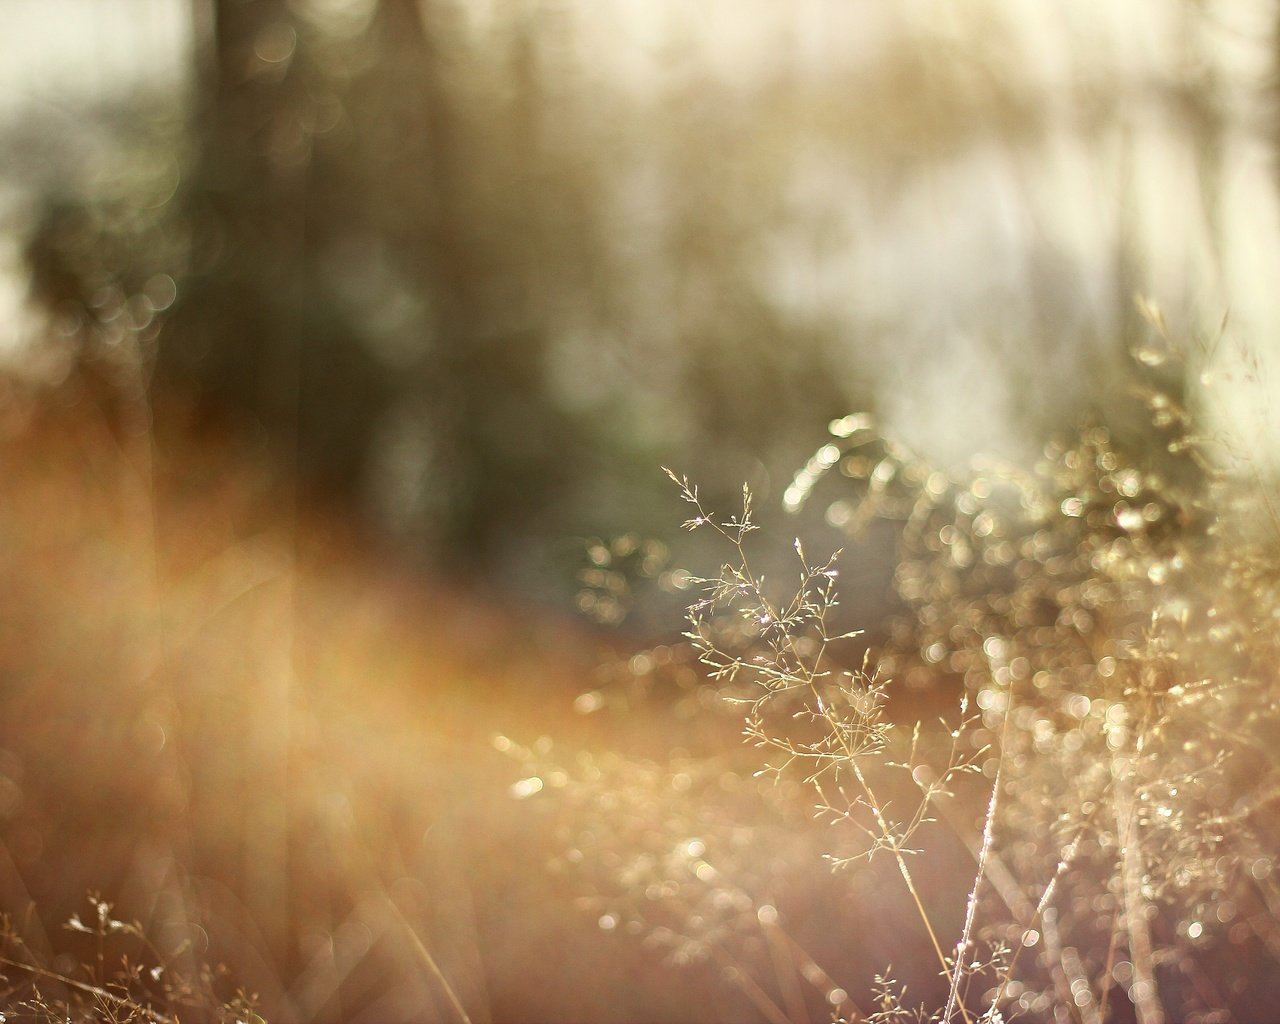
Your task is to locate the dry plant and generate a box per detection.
[513,345,1280,1023]
[0,895,261,1024]
[787,352,1280,1022]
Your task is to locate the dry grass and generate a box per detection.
[512,353,1280,1023]
[4,341,1280,1024]
[0,372,736,1023]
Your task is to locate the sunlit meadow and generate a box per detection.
[1,2,1279,1022]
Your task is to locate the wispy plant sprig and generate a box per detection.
[665,468,989,1020]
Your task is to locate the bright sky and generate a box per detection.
[0,0,192,360]
[1,0,192,123]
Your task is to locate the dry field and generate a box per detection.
[0,373,746,1023]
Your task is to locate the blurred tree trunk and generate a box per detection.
[177,0,307,432]
[173,0,580,572]
[365,0,580,568]
[181,0,308,973]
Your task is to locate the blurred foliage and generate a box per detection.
[24,0,1262,599]
[18,0,858,596]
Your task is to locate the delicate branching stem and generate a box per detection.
[0,954,175,1024]
[666,470,975,1024]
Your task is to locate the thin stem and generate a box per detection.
[761,914,810,1024]
[1097,911,1122,1024]
[706,943,794,1024]
[1113,762,1163,1024]
[943,671,1010,1024]
[985,837,1082,1020]
[385,897,474,1024]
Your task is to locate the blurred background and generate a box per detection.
[6,0,1280,591]
[1,1,1279,1021]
